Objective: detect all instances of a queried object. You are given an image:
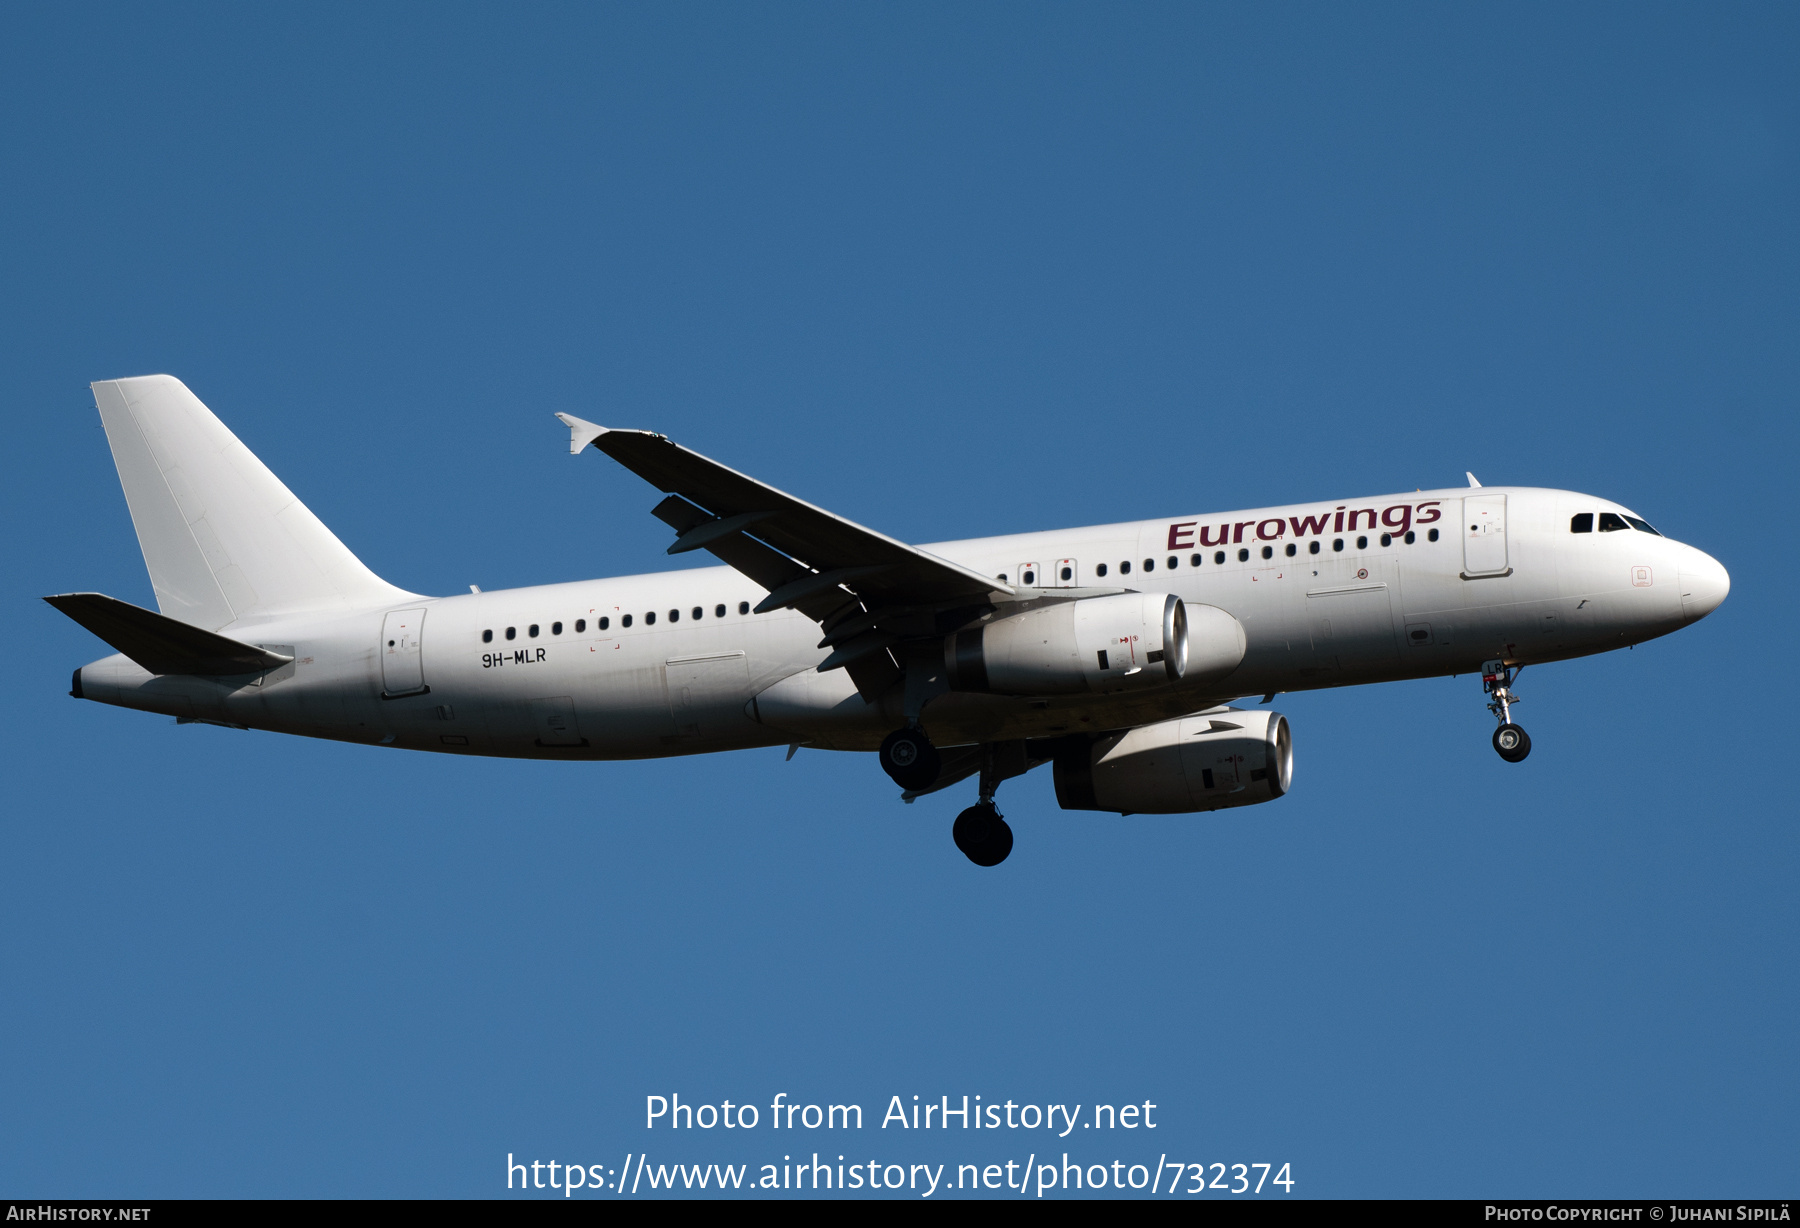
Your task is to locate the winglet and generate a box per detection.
[1466,471,1482,488]
[555,413,608,455]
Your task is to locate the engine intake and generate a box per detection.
[1053,708,1292,814]
[946,593,1243,696]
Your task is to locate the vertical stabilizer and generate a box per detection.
[91,375,415,630]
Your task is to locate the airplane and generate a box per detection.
[48,375,1730,866]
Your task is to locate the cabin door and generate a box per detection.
[1462,495,1509,576]
[380,609,428,697]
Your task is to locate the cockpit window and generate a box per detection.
[1598,512,1630,532]
[1570,513,1593,533]
[1624,516,1661,536]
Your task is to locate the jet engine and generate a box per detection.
[945,593,1244,696]
[1052,707,1292,814]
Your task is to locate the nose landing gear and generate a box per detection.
[1483,659,1531,763]
[1493,723,1531,761]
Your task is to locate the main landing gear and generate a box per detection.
[1482,659,1531,763]
[953,802,1013,867]
[953,742,1030,867]
[881,728,1022,866]
[879,726,940,792]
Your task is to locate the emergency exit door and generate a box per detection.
[1462,495,1509,577]
[380,608,428,697]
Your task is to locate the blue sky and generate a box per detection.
[2,2,1794,1198]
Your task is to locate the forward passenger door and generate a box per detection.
[1463,495,1509,577]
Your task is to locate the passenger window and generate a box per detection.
[1143,559,1154,572]
[1214,551,1225,564]
[505,627,516,640]
[1190,553,1201,567]
[715,604,726,617]
[1165,557,1176,570]
[1332,539,1344,552]
[598,616,609,630]
[1120,561,1131,574]
[669,609,679,622]
[1284,543,1296,557]
[1624,516,1661,536]
[1261,545,1273,559]
[622,614,632,628]
[1357,536,1368,549]
[1598,512,1629,532]
[552,621,563,635]
[1427,529,1439,542]
[693,606,703,620]
[1062,566,1074,581]
[529,624,540,637]
[575,619,586,632]
[1404,530,1415,544]
[1570,513,1593,533]
[482,629,493,643]
[1094,563,1107,578]
[1308,541,1320,555]
[1380,533,1392,547]
[646,611,657,625]
[1022,569,1036,585]
[738,601,750,615]
[1237,548,1249,562]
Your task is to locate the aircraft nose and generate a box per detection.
[1679,548,1730,623]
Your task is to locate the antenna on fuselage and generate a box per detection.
[1466,472,1482,487]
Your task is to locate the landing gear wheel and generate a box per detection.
[1492,723,1531,763]
[1481,661,1531,763]
[880,727,940,791]
[953,802,1014,866]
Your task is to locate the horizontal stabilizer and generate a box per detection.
[45,592,293,676]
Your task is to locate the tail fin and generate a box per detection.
[90,375,414,630]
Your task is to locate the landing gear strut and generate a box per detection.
[953,744,1020,867]
[1482,659,1531,763]
[879,727,940,791]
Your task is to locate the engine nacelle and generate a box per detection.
[945,593,1244,696]
[1052,707,1293,814]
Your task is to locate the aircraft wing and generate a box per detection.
[558,414,1014,698]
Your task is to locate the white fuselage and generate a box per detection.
[75,486,1729,759]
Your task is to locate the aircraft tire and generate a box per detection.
[880,727,940,790]
[1492,723,1531,763]
[953,803,1013,866]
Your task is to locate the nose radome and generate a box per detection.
[1679,548,1730,623]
